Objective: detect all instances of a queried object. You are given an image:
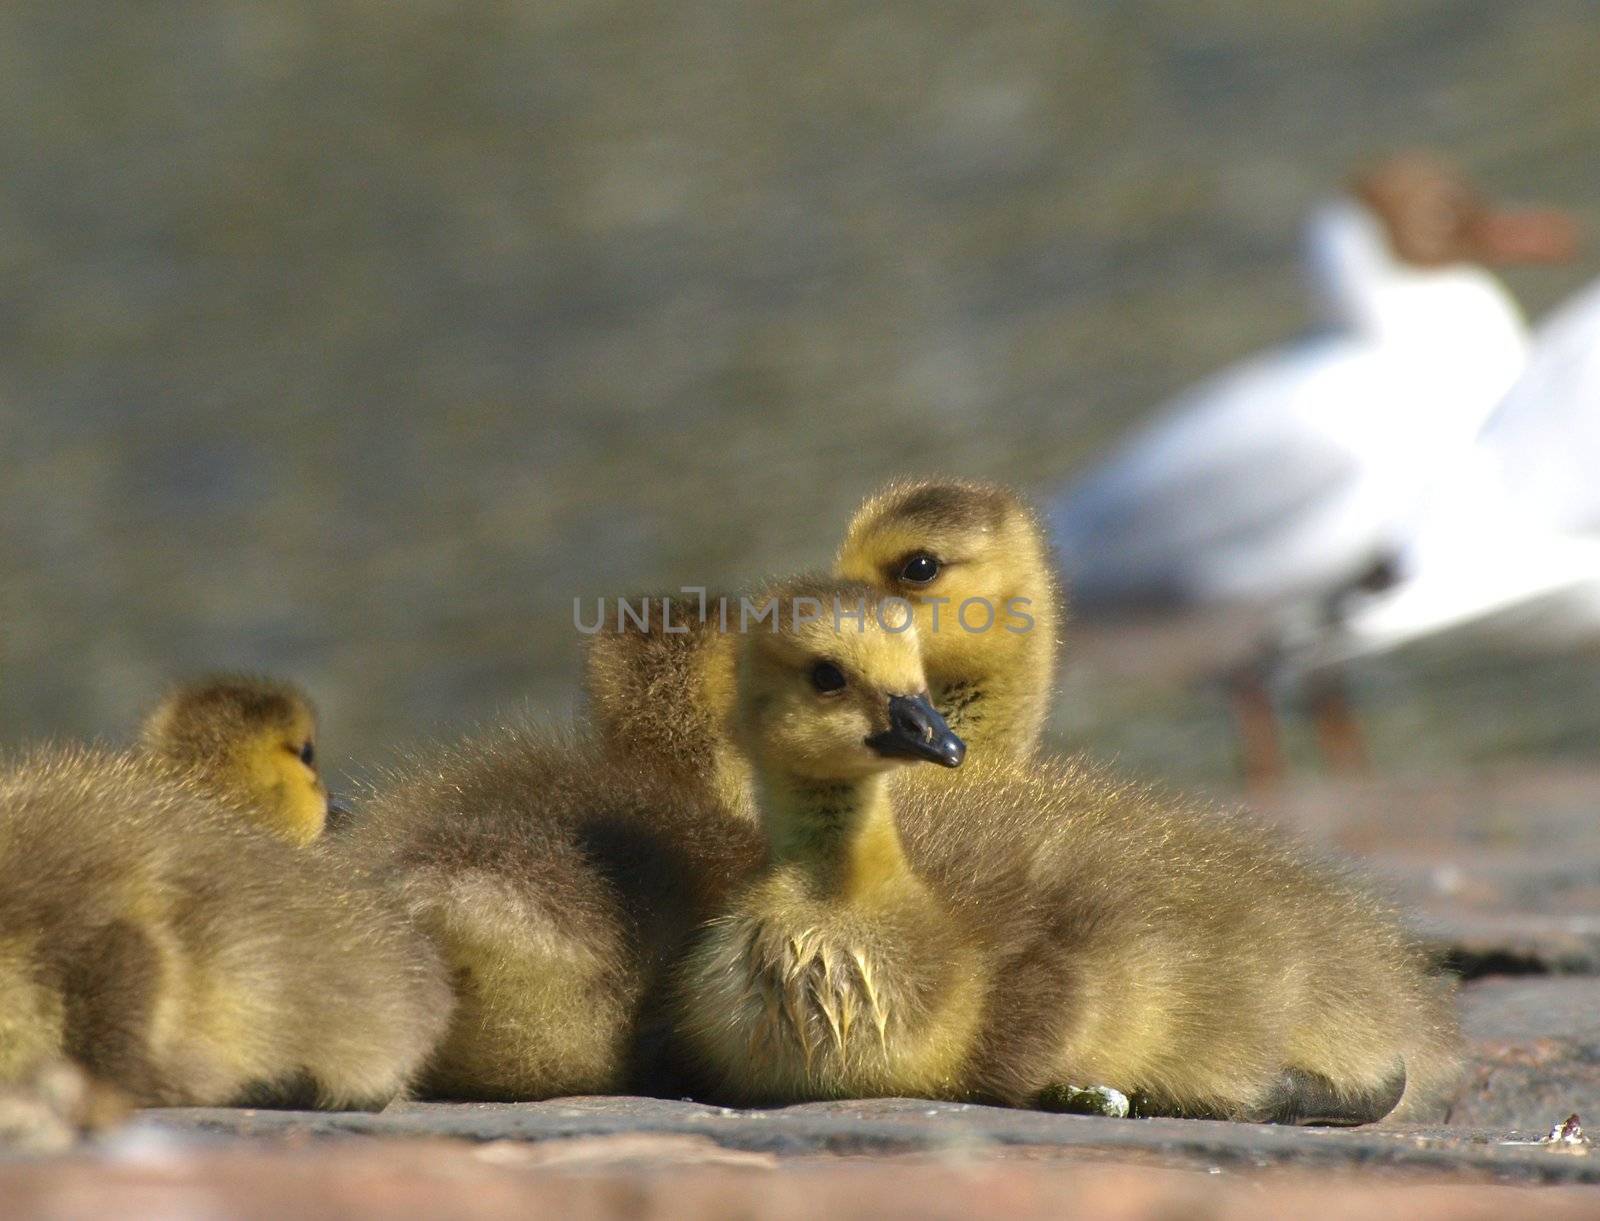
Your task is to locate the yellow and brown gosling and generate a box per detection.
[0,745,451,1109]
[336,724,762,1101]
[833,477,1061,770]
[583,477,1060,814]
[581,594,748,813]
[140,675,330,844]
[674,577,1460,1123]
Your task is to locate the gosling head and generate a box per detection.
[733,578,966,785]
[834,478,1059,699]
[140,675,331,845]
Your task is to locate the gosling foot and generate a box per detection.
[1247,1063,1407,1126]
[237,1071,398,1113]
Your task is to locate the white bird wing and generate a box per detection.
[1478,277,1600,533]
[1312,531,1600,665]
[1051,337,1409,610]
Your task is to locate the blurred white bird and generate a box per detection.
[1050,154,1577,782]
[1309,274,1600,669]
[1315,529,1600,666]
[1478,276,1600,536]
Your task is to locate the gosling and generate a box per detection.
[833,477,1060,764]
[140,675,331,844]
[0,745,451,1109]
[582,591,747,812]
[674,577,1460,1123]
[583,477,1060,811]
[337,727,762,1101]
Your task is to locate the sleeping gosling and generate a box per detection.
[140,675,331,844]
[0,745,451,1109]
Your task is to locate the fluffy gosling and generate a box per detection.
[337,728,761,1101]
[140,675,330,844]
[0,746,451,1109]
[583,478,1060,813]
[674,578,1460,1123]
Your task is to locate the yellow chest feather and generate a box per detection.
[685,900,985,1102]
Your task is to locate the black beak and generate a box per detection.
[866,694,966,769]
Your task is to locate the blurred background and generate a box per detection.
[4,1,1599,792]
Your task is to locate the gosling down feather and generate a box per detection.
[0,739,449,1107]
[672,578,1460,1123]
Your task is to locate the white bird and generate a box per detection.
[1054,155,1575,614]
[1309,275,1600,668]
[1476,276,1600,536]
[1315,528,1600,666]
[1050,154,1576,780]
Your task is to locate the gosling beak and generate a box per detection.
[866,693,966,769]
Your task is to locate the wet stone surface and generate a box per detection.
[1449,979,1600,1131]
[1257,768,1600,974]
[135,1095,1599,1185]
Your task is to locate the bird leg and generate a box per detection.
[1229,666,1286,791]
[1303,668,1368,774]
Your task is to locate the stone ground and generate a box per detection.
[7,765,1600,1217]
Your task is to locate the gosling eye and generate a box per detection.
[898,553,941,585]
[810,661,847,695]
[298,741,316,767]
